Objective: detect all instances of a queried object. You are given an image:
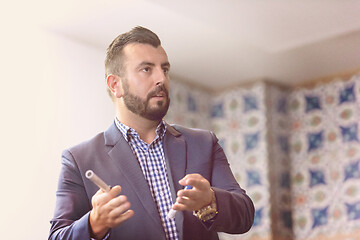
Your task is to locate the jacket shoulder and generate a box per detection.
[170,124,212,136]
[62,132,107,165]
[168,124,217,144]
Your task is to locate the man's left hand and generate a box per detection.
[172,173,213,211]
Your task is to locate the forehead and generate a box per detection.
[122,43,169,64]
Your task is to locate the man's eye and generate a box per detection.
[142,67,150,72]
[163,68,169,73]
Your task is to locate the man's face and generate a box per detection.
[122,78,170,121]
[120,43,171,121]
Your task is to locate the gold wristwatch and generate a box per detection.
[193,188,218,222]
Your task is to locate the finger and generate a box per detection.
[182,180,210,193]
[177,188,195,199]
[92,185,122,206]
[172,202,187,211]
[93,189,104,199]
[121,210,135,220]
[179,173,200,185]
[108,185,122,197]
[173,198,197,211]
[179,174,208,189]
[176,195,194,205]
[111,210,135,227]
[107,208,135,228]
[106,195,129,209]
[100,185,122,203]
[108,198,132,218]
[92,189,107,206]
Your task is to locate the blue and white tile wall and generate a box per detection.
[166,74,360,240]
[166,80,212,130]
[266,84,293,240]
[211,83,272,240]
[167,80,273,240]
[288,76,360,240]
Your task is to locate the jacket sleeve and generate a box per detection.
[48,150,93,240]
[207,132,255,234]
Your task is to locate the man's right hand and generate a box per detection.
[89,185,134,239]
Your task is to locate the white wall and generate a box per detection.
[0,24,114,239]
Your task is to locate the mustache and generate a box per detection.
[146,84,169,100]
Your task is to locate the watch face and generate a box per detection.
[198,208,218,221]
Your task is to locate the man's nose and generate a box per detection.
[154,68,168,85]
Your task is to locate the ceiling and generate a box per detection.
[30,0,360,90]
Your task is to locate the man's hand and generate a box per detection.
[89,185,134,239]
[172,174,213,212]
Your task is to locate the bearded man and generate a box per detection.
[49,26,254,240]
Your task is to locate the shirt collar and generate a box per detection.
[115,118,167,142]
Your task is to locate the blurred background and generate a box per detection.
[1,1,360,239]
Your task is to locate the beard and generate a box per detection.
[122,81,170,121]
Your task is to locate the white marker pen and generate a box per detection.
[85,170,111,192]
[167,185,193,219]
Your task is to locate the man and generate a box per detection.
[49,26,254,240]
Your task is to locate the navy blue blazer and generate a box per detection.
[49,122,254,240]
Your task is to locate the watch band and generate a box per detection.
[193,188,218,222]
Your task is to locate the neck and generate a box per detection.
[116,103,161,144]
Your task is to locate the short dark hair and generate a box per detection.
[105,26,161,78]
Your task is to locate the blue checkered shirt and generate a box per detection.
[115,119,179,240]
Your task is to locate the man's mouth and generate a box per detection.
[155,92,165,97]
[147,84,169,101]
[151,91,166,98]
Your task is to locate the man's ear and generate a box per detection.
[106,74,123,98]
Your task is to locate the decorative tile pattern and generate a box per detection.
[289,76,360,240]
[277,97,287,114]
[211,102,224,118]
[168,75,360,240]
[281,210,293,229]
[305,95,321,112]
[340,123,359,142]
[307,131,323,152]
[211,83,271,240]
[309,170,326,187]
[312,206,328,228]
[243,95,258,112]
[344,160,360,181]
[339,83,356,104]
[165,81,211,129]
[253,207,264,227]
[346,201,360,221]
[244,132,260,152]
[280,172,291,189]
[247,170,262,187]
[187,93,197,112]
[278,136,289,154]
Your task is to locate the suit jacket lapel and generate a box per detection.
[104,123,163,231]
[104,122,188,239]
[164,124,187,240]
[164,124,187,193]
